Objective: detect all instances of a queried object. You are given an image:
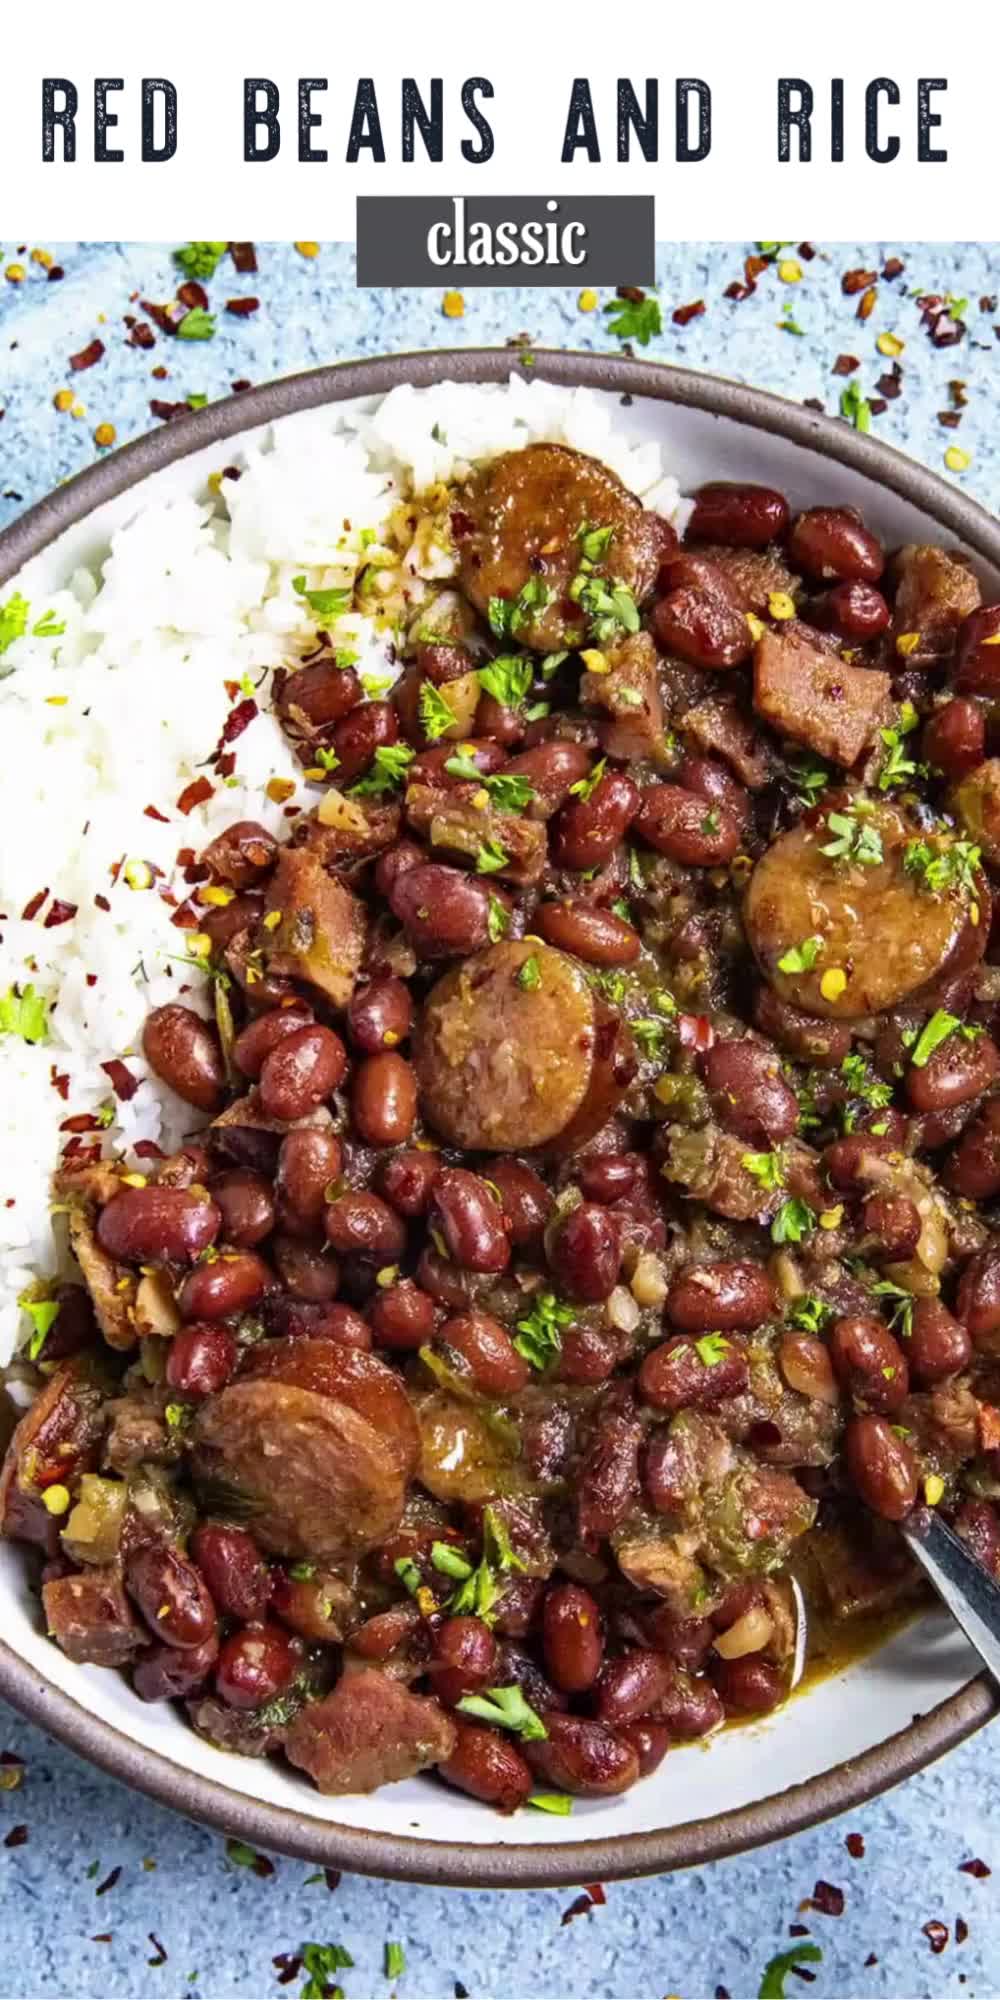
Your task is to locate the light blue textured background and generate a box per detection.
[0,241,999,2000]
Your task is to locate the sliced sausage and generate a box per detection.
[239,1339,421,1480]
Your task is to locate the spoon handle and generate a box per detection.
[901,1507,1000,1684]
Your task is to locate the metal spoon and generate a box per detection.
[901,1507,1000,1684]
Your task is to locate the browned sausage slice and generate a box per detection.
[285,1668,456,1795]
[239,1340,421,1479]
[745,798,978,1019]
[259,847,367,1007]
[458,443,666,653]
[192,1380,406,1561]
[415,939,634,1152]
[753,626,891,767]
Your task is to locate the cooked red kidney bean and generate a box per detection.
[258,1025,347,1122]
[650,585,752,669]
[542,1583,604,1693]
[347,976,413,1054]
[908,1298,972,1384]
[329,699,398,783]
[416,1246,484,1310]
[688,480,790,549]
[788,506,884,582]
[667,1260,776,1332]
[276,1128,343,1234]
[210,1169,275,1248]
[417,641,474,685]
[142,1004,226,1112]
[439,1311,529,1394]
[594,1647,673,1724]
[485,1157,553,1249]
[429,1616,499,1706]
[373,839,423,901]
[701,1038,799,1144]
[323,1190,406,1259]
[845,1413,919,1519]
[524,1713,640,1796]
[677,754,751,832]
[201,889,265,951]
[810,579,891,640]
[37,1283,96,1362]
[126,1545,217,1650]
[953,604,1000,695]
[923,698,985,779]
[712,1655,786,1715]
[555,1322,618,1385]
[272,1236,341,1303]
[178,1251,272,1321]
[779,1333,838,1403]
[619,1718,671,1777]
[634,784,741,865]
[954,1498,1000,1578]
[215,1621,302,1710]
[431,1169,509,1273]
[640,1605,714,1670]
[231,1004,314,1080]
[536,900,640,966]
[301,1301,371,1348]
[166,1321,238,1396]
[269,1569,348,1644]
[823,1133,896,1190]
[348,1604,423,1660]
[907,1030,999,1113]
[96,1186,220,1265]
[278,657,363,727]
[439,1719,534,1812]
[956,1248,1000,1347]
[352,1051,418,1147]
[576,1153,639,1204]
[390,862,496,958]
[639,1334,749,1411]
[944,1099,1000,1199]
[370,1279,437,1351]
[378,1147,441,1217]
[549,1201,621,1302]
[191,1522,270,1622]
[753,985,851,1069]
[550,771,640,871]
[474,690,526,747]
[203,819,279,889]
[862,1193,921,1260]
[133,1633,219,1702]
[829,1314,909,1413]
[501,740,592,815]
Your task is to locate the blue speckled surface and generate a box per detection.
[1,241,999,2000]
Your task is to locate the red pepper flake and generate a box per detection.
[616,285,646,304]
[50,1068,70,1100]
[151,365,169,381]
[715,1989,731,1999]
[69,338,105,373]
[141,298,182,338]
[95,1865,121,1896]
[147,1933,168,1967]
[48,265,64,283]
[845,1832,865,1859]
[177,279,208,313]
[832,354,859,376]
[101,1058,138,1101]
[938,411,962,430]
[230,242,258,275]
[91,1934,113,1945]
[133,1139,165,1161]
[127,322,156,350]
[273,1954,302,1987]
[61,1138,101,1167]
[864,1954,878,1968]
[673,300,705,327]
[878,367,903,402]
[219,697,257,746]
[584,1882,606,1904]
[150,400,191,424]
[226,297,260,317]
[745,254,769,283]
[217,751,237,780]
[4,1824,28,1848]
[788,1923,811,1938]
[724,281,755,303]
[231,379,253,393]
[868,398,888,418]
[842,268,877,294]
[882,256,905,280]
[94,892,111,913]
[856,286,877,322]
[251,1852,275,1878]
[798,241,816,261]
[959,1858,991,1877]
[561,1894,594,1925]
[323,1868,341,1892]
[85,973,97,988]
[678,1013,714,1053]
[21,888,49,921]
[176,776,214,815]
[60,1113,100,1133]
[144,803,170,822]
[170,902,201,930]
[923,1921,949,1955]
[806,1880,845,1916]
[956,1918,969,1945]
[43,899,77,929]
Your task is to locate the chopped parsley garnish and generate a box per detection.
[514,1291,574,1371]
[488,577,552,641]
[576,521,616,563]
[0,592,30,653]
[456,1684,548,1741]
[174,241,227,279]
[475,838,509,875]
[743,1151,785,1193]
[31,609,66,639]
[909,1009,961,1068]
[18,1295,59,1363]
[568,571,641,645]
[517,955,541,990]
[568,756,607,804]
[904,836,981,898]
[300,1943,354,2000]
[840,379,872,432]
[631,1017,670,1059]
[820,807,883,868]
[758,1944,823,2000]
[288,1561,317,1581]
[786,1294,833,1334]
[385,1942,406,1981]
[419,680,457,741]
[871,1278,915,1337]
[611,897,633,923]
[349,745,415,797]
[176,307,217,341]
[700,807,721,836]
[293,576,353,621]
[393,1555,423,1596]
[694,1333,731,1367]
[777,935,824,975]
[478,654,535,710]
[448,1504,526,1623]
[360,670,394,699]
[603,293,663,345]
[443,753,534,811]
[487,894,509,942]
[164,1402,191,1430]
[878,706,923,792]
[528,1792,573,1815]
[788,756,830,806]
[770,1198,817,1244]
[313,746,340,774]
[0,984,49,1044]
[430,1542,474,1581]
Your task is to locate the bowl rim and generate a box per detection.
[1,344,998,1888]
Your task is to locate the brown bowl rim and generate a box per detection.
[0,344,997,1888]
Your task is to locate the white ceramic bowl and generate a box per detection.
[1,350,996,1886]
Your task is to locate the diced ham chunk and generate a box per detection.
[404,783,547,886]
[285,1668,456,1794]
[753,626,891,767]
[890,544,981,666]
[580,632,667,762]
[43,1565,145,1667]
[259,848,366,1006]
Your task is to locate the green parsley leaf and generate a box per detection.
[517,955,541,991]
[820,807,884,868]
[18,1296,59,1363]
[0,592,30,653]
[576,521,616,563]
[456,1684,548,1741]
[758,1944,823,2000]
[288,1560,316,1581]
[611,897,632,923]
[569,757,607,804]
[187,394,208,411]
[478,654,535,710]
[349,745,415,797]
[485,772,534,811]
[786,1294,833,1334]
[300,1943,354,2000]
[430,1542,473,1581]
[292,576,353,621]
[603,294,663,345]
[694,1333,732,1367]
[483,1504,526,1576]
[176,307,216,341]
[788,756,830,806]
[631,1018,669,1058]
[743,1151,785,1193]
[393,1555,423,1596]
[904,836,981,898]
[488,577,552,640]
[878,723,925,793]
[540,650,569,681]
[514,1292,574,1371]
[174,241,227,279]
[871,1278,915,1337]
[418,679,457,741]
[475,838,509,875]
[771,1198,817,1245]
[313,746,340,774]
[909,1009,960,1068]
[164,1402,191,1430]
[777,935,824,975]
[487,894,509,943]
[361,670,394,699]
[840,379,872,432]
[32,609,66,639]
[568,571,641,644]
[0,984,49,1044]
[385,1942,406,1981]
[527,1792,573,1815]
[778,313,806,337]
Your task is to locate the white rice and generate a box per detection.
[0,378,684,1360]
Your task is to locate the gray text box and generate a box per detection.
[356,195,654,286]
